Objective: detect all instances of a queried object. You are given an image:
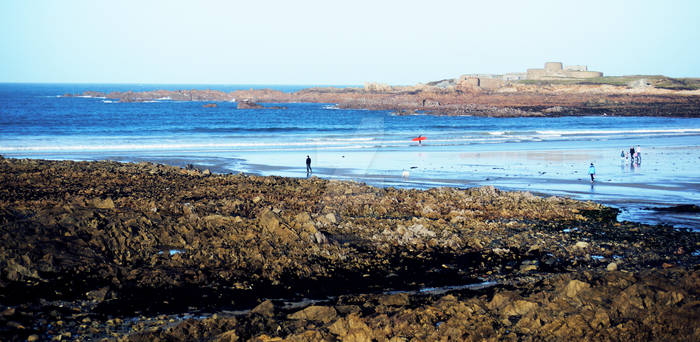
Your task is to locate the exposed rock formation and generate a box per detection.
[237,99,264,109]
[72,78,700,117]
[236,100,287,110]
[0,158,698,340]
[96,270,700,341]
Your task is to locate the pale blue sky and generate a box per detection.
[1,0,699,85]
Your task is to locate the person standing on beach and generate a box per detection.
[306,155,312,174]
[630,146,636,163]
[588,163,596,183]
[620,150,626,163]
[636,145,642,162]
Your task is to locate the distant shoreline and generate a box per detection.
[64,79,700,117]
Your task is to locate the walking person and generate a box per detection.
[306,155,312,174]
[636,145,642,163]
[588,163,596,183]
[629,146,636,164]
[620,150,626,164]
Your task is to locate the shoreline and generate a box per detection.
[64,82,700,118]
[107,143,700,229]
[5,143,699,230]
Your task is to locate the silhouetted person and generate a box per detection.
[636,145,642,163]
[630,146,635,164]
[306,155,312,174]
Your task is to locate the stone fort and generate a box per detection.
[455,62,603,90]
[526,62,603,80]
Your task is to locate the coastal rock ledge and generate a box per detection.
[0,157,698,341]
[72,80,700,117]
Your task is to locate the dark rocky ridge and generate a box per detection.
[69,83,700,117]
[236,100,286,110]
[0,157,698,340]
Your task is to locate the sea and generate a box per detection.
[2,83,699,229]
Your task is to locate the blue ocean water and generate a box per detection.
[2,83,700,156]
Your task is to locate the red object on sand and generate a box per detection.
[412,136,427,142]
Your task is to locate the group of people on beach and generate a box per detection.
[304,143,643,185]
[621,145,642,164]
[590,144,643,183]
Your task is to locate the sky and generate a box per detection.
[1,0,699,85]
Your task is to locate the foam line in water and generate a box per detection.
[536,128,700,135]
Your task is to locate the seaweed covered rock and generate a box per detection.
[0,158,697,341]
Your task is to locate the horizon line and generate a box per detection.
[0,81,366,86]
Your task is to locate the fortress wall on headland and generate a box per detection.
[458,76,480,87]
[455,62,599,88]
[564,65,588,71]
[456,75,504,90]
[504,73,527,81]
[453,62,601,87]
[566,71,603,78]
[526,62,603,80]
[527,69,547,79]
[479,78,504,89]
[544,62,563,72]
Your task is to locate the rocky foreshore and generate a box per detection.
[67,81,700,117]
[1,157,698,341]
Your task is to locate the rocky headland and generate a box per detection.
[1,157,698,341]
[68,76,700,117]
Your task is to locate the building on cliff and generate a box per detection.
[456,75,505,90]
[526,62,602,80]
[447,61,603,92]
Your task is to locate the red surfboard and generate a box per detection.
[412,136,426,142]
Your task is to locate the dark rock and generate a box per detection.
[237,100,264,109]
[649,204,700,213]
[251,300,274,317]
[0,158,698,341]
[288,306,337,323]
[86,286,110,302]
[378,293,409,306]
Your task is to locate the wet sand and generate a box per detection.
[183,142,700,229]
[6,123,699,229]
[32,141,700,230]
